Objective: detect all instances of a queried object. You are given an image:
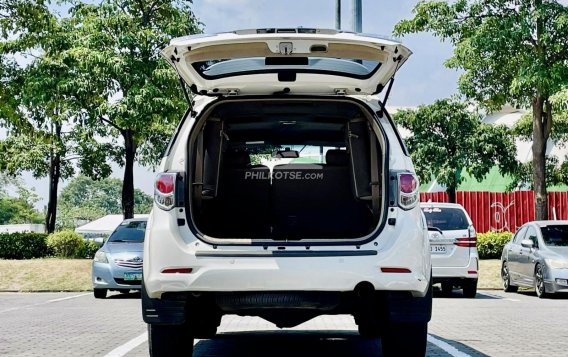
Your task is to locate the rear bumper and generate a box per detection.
[432,256,478,282]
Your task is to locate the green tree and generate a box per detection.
[0,177,43,225]
[395,0,568,219]
[1,9,112,233]
[394,99,517,202]
[57,175,153,229]
[63,0,201,219]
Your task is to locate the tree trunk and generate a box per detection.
[122,130,137,219]
[45,122,62,233]
[532,96,551,220]
[447,187,456,203]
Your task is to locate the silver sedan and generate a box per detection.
[92,218,147,299]
[501,220,568,298]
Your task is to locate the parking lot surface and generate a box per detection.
[1,289,567,356]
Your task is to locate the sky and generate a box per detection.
[24,0,461,210]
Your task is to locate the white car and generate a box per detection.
[421,202,479,298]
[143,28,431,357]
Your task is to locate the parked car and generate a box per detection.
[421,202,479,298]
[92,217,147,299]
[143,28,432,357]
[501,220,568,298]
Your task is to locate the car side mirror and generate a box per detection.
[521,239,534,249]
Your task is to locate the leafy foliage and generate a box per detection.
[395,0,568,219]
[0,177,43,224]
[0,197,43,224]
[46,230,84,258]
[76,240,99,259]
[0,232,48,259]
[394,99,517,201]
[62,0,201,218]
[57,175,153,229]
[477,231,513,259]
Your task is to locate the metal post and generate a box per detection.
[335,0,341,30]
[352,0,362,33]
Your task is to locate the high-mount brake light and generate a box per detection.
[155,173,177,210]
[398,173,419,210]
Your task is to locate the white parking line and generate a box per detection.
[48,293,91,303]
[427,334,472,357]
[0,292,91,314]
[477,291,520,301]
[104,332,147,357]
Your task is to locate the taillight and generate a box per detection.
[398,173,419,210]
[455,225,478,247]
[454,237,477,247]
[155,172,177,210]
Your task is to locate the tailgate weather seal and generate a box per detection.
[195,250,378,258]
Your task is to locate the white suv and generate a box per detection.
[421,202,479,298]
[143,28,431,357]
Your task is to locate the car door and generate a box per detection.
[519,226,540,285]
[506,226,527,283]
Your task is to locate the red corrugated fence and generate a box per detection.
[420,191,568,233]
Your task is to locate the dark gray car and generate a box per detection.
[501,220,568,298]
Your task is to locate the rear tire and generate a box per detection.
[94,288,107,299]
[381,321,427,357]
[148,324,193,357]
[462,279,478,298]
[502,262,518,293]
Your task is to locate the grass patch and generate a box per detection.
[0,258,505,292]
[0,258,92,292]
[479,259,502,290]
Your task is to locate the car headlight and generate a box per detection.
[94,250,109,264]
[545,258,568,269]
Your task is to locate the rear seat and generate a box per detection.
[271,150,373,239]
[204,150,271,238]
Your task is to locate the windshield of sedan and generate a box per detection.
[541,225,568,247]
[107,220,146,243]
[422,207,469,230]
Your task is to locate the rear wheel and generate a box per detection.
[462,279,478,298]
[381,321,427,357]
[534,264,549,299]
[94,288,107,299]
[502,262,518,293]
[148,324,193,357]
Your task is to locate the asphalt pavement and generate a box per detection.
[1,289,567,356]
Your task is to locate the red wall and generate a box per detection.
[420,191,568,233]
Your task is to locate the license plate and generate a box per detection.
[124,272,142,281]
[430,245,447,254]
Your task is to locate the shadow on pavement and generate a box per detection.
[195,331,379,357]
[433,288,502,299]
[193,330,489,357]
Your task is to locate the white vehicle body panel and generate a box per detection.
[162,30,411,96]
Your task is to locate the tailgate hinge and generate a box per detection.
[334,88,347,96]
[226,89,240,96]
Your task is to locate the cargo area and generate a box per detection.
[188,99,386,241]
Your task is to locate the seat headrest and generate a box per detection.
[325,150,349,166]
[224,150,251,167]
